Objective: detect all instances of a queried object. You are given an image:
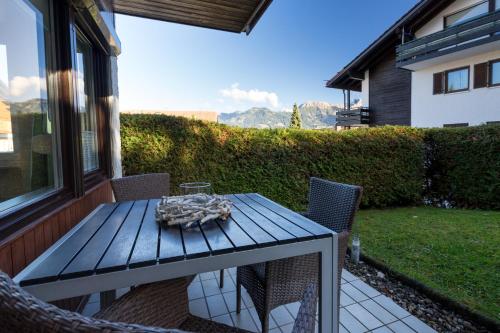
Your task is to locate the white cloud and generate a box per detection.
[220,83,279,108]
[9,76,46,98]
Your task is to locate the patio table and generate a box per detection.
[14,193,339,332]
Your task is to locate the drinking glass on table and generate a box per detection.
[179,182,212,195]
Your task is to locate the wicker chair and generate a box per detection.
[111,173,170,201]
[0,270,317,333]
[0,271,254,333]
[236,178,362,332]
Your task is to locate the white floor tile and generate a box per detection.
[206,294,228,318]
[359,299,397,325]
[402,316,437,333]
[188,281,204,300]
[351,279,381,298]
[372,295,411,319]
[271,305,294,326]
[230,309,259,332]
[342,283,369,302]
[388,320,415,333]
[339,308,368,333]
[345,303,383,330]
[202,278,221,297]
[189,298,209,319]
[212,313,234,327]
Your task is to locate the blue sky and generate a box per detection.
[116,0,418,113]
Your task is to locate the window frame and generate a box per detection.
[0,0,112,240]
[443,0,490,29]
[444,66,470,93]
[488,58,500,87]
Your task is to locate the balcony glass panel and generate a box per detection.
[445,1,489,28]
[0,0,61,214]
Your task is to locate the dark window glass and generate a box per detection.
[446,68,469,92]
[490,61,500,86]
[445,1,489,28]
[0,0,61,214]
[75,32,99,173]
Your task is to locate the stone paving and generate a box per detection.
[83,267,437,332]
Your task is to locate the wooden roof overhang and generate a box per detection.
[112,0,273,34]
[326,0,455,91]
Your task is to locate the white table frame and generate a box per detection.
[15,204,339,332]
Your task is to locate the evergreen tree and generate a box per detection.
[289,103,302,129]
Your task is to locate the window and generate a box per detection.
[75,31,99,173]
[444,1,489,28]
[446,67,470,93]
[0,0,61,214]
[490,60,500,86]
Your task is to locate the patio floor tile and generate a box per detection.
[371,327,393,333]
[341,283,369,302]
[342,269,359,282]
[188,298,209,319]
[230,309,259,332]
[339,308,368,333]
[345,303,383,330]
[270,305,295,326]
[285,302,301,317]
[212,313,234,327]
[359,299,397,324]
[187,281,204,300]
[350,279,381,298]
[201,278,221,297]
[372,295,411,319]
[206,294,228,317]
[269,328,281,333]
[340,291,356,307]
[222,291,246,312]
[387,320,415,332]
[402,316,437,333]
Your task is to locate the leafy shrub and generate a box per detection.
[424,125,500,210]
[120,114,425,210]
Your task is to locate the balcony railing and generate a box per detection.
[336,107,370,127]
[397,10,500,67]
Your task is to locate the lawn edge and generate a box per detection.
[350,249,500,331]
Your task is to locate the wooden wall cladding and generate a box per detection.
[0,180,113,277]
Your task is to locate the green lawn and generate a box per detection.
[355,207,500,321]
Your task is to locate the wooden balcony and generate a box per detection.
[397,10,500,69]
[336,107,370,127]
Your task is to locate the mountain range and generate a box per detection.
[219,101,342,129]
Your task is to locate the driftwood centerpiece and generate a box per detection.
[155,194,232,228]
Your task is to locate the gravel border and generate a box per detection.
[344,253,495,332]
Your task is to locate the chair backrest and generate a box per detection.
[111,173,170,201]
[0,271,182,333]
[307,177,362,233]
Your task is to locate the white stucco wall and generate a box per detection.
[411,49,500,127]
[415,0,485,38]
[361,70,369,107]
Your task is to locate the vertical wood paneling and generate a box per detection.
[11,238,26,275]
[0,246,13,276]
[43,222,53,250]
[0,180,112,277]
[23,231,36,265]
[34,225,45,257]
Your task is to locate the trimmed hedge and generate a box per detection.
[425,125,500,210]
[121,114,425,210]
[120,114,500,210]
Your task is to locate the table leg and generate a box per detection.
[319,235,338,333]
[100,290,116,310]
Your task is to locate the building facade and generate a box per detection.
[328,0,500,128]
